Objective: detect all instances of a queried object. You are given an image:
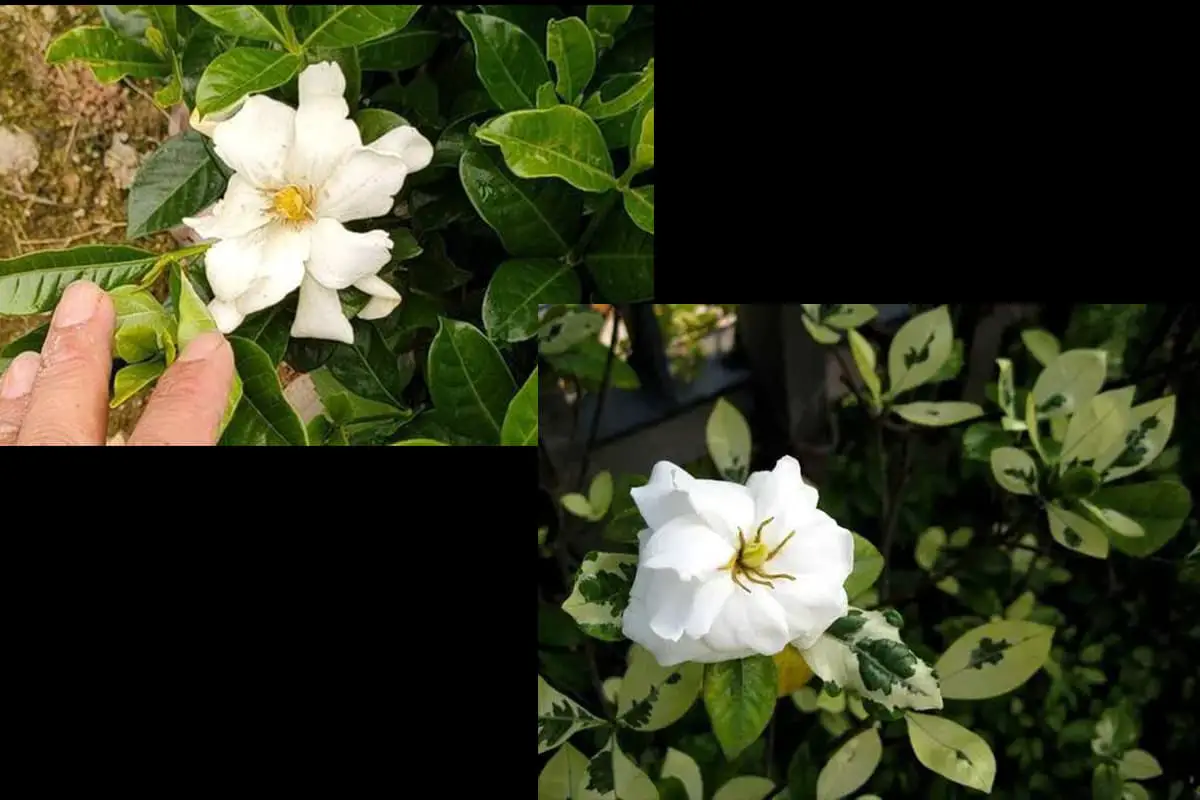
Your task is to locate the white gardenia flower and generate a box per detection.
[623,456,854,667]
[182,61,434,344]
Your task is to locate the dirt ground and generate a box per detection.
[0,6,182,436]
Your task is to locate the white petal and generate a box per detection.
[747,455,820,523]
[317,149,408,223]
[371,124,434,172]
[685,479,757,542]
[641,516,736,581]
[212,95,296,189]
[287,62,361,187]
[204,227,268,302]
[631,461,700,529]
[773,579,849,650]
[703,584,792,657]
[305,218,393,289]
[291,274,354,344]
[233,225,310,315]
[183,174,270,241]
[353,275,402,320]
[644,571,700,643]
[624,570,714,667]
[770,509,854,582]
[684,577,735,639]
[208,299,245,334]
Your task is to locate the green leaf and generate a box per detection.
[703,655,778,760]
[847,329,881,407]
[0,245,159,315]
[1046,502,1110,558]
[622,186,654,234]
[1060,386,1134,468]
[1004,590,1036,621]
[195,47,302,116]
[561,493,597,520]
[483,261,580,343]
[0,324,48,373]
[1092,480,1193,557]
[582,59,653,120]
[819,304,877,330]
[426,317,517,444]
[110,286,175,364]
[630,103,654,168]
[996,357,1017,419]
[390,438,447,446]
[885,305,953,399]
[358,24,440,71]
[45,26,169,81]
[539,307,604,355]
[816,726,882,800]
[110,359,166,408]
[1093,764,1124,800]
[537,674,605,754]
[935,619,1054,700]
[588,471,614,517]
[1093,706,1139,758]
[712,776,776,800]
[584,209,654,302]
[905,712,996,794]
[578,733,658,800]
[846,533,883,599]
[405,233,470,294]
[126,131,226,239]
[990,446,1039,495]
[660,749,703,800]
[802,315,841,344]
[799,609,942,712]
[962,421,1013,463]
[586,5,633,36]
[237,306,291,366]
[1093,395,1176,482]
[457,12,551,111]
[1031,348,1107,419]
[1021,328,1061,367]
[296,5,421,49]
[186,6,285,43]
[221,337,307,446]
[617,644,703,732]
[537,81,560,108]
[706,397,751,482]
[547,17,597,105]
[915,527,945,572]
[545,339,640,391]
[326,321,409,408]
[477,106,616,193]
[1118,749,1162,780]
[173,268,243,431]
[562,551,637,641]
[893,401,983,428]
[604,474,648,544]
[539,742,591,799]
[501,367,538,445]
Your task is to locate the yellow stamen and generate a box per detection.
[271,185,315,223]
[724,519,799,591]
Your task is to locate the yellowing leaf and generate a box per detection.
[893,401,983,427]
[816,726,883,800]
[905,712,996,793]
[775,645,814,697]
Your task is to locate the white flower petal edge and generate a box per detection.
[186,61,431,343]
[622,455,854,667]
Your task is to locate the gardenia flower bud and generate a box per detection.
[182,61,433,344]
[623,456,853,666]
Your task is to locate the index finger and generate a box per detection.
[127,332,235,446]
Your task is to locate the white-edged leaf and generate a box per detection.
[893,401,983,427]
[713,776,776,800]
[848,329,881,407]
[1118,749,1162,781]
[1031,348,1107,419]
[562,552,636,641]
[661,748,703,800]
[538,674,605,754]
[1093,395,1176,482]
[845,532,883,598]
[935,619,1054,700]
[1060,387,1135,469]
[1026,393,1047,464]
[1047,502,1110,558]
[707,397,751,482]
[578,733,658,800]
[905,712,996,794]
[886,305,953,399]
[1021,328,1060,367]
[1079,499,1145,538]
[990,447,1039,495]
[539,743,591,800]
[816,726,882,800]
[588,471,614,517]
[616,645,703,731]
[821,304,878,330]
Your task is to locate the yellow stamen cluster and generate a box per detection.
[719,517,797,593]
[271,184,316,224]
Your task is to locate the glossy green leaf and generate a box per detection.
[816,726,882,800]
[713,776,775,800]
[547,17,596,104]
[0,245,158,315]
[1046,501,1110,558]
[501,367,538,445]
[582,59,653,120]
[221,337,307,446]
[358,24,440,71]
[460,145,583,257]
[457,12,550,111]
[1093,395,1176,482]
[562,551,636,641]
[990,446,1038,495]
[1060,386,1135,468]
[536,82,560,108]
[537,674,605,754]
[237,306,291,366]
[1118,749,1162,780]
[893,401,983,428]
[478,5,561,46]
[886,305,953,399]
[477,105,616,192]
[584,209,654,302]
[847,329,881,407]
[358,106,412,145]
[427,317,517,444]
[630,101,654,166]
[110,286,175,364]
[1031,348,1107,419]
[45,26,169,81]
[603,474,648,544]
[186,6,285,43]
[622,186,654,234]
[845,533,883,599]
[195,47,302,116]
[126,131,226,239]
[905,713,996,793]
[1092,480,1193,557]
[176,270,242,430]
[0,324,48,373]
[617,644,703,732]
[935,620,1054,700]
[297,5,420,49]
[703,655,778,760]
[1021,328,1060,367]
[326,321,409,408]
[586,5,633,36]
[579,732,658,800]
[538,742,591,799]
[706,397,751,482]
[545,339,640,391]
[110,359,165,408]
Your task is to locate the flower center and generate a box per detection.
[720,517,797,593]
[271,184,315,223]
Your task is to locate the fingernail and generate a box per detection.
[179,331,227,363]
[0,352,40,399]
[53,281,102,328]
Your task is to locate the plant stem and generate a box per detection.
[274,6,301,53]
[567,191,620,266]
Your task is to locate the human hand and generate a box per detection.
[0,281,235,446]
